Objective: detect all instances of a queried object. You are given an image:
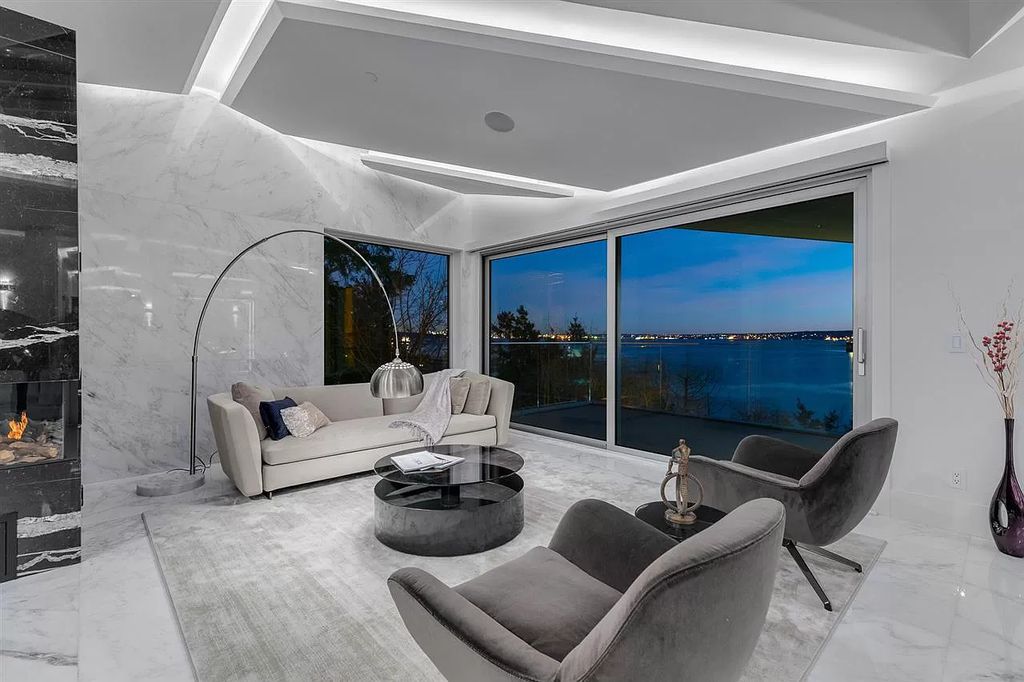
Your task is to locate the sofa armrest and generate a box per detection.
[388,567,559,682]
[207,393,263,496]
[483,375,514,445]
[548,499,677,593]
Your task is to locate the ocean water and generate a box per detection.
[618,339,854,429]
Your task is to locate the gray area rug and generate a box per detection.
[144,437,884,682]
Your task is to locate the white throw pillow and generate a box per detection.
[280,401,330,438]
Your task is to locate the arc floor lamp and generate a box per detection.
[137,229,424,497]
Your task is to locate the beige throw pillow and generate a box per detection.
[450,377,471,414]
[280,401,330,438]
[231,382,274,440]
[463,378,492,415]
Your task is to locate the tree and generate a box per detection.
[793,398,843,434]
[491,305,539,341]
[567,315,587,342]
[325,241,449,384]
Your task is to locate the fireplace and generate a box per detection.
[0,6,80,581]
[0,381,77,468]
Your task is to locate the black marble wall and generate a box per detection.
[0,6,78,383]
[0,7,80,581]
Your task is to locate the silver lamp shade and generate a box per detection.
[370,357,424,399]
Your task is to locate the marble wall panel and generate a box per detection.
[0,5,82,583]
[0,7,78,382]
[78,85,466,482]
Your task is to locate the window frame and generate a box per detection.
[483,235,610,447]
[324,229,454,385]
[482,172,886,463]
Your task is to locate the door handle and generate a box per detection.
[856,327,866,376]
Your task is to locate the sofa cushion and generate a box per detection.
[259,397,297,441]
[454,546,622,661]
[260,413,497,466]
[231,382,273,440]
[463,377,492,415]
[280,401,330,438]
[444,412,496,435]
[273,384,383,421]
[450,377,471,414]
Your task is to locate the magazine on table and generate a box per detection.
[391,451,464,473]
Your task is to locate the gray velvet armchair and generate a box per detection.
[388,497,785,682]
[689,417,898,611]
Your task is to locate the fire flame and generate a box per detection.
[7,411,27,441]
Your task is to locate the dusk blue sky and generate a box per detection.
[490,230,852,335]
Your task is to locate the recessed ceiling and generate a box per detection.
[568,0,1024,57]
[0,0,228,93]
[360,152,575,198]
[230,17,891,191]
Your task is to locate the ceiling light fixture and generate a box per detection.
[484,111,515,133]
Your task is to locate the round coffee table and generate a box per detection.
[373,444,525,556]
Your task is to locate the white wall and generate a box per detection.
[462,56,1024,536]
[79,85,466,483]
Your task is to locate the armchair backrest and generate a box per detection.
[558,499,785,682]
[798,417,898,542]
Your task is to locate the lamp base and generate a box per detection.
[135,470,206,497]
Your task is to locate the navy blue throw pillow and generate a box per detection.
[259,397,297,441]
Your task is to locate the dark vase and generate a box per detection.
[990,418,1024,557]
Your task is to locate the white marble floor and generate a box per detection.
[2,430,1022,681]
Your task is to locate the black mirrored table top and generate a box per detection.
[373,444,524,487]
[634,501,726,542]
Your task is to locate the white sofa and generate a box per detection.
[207,371,514,497]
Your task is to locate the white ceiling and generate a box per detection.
[569,0,1024,57]
[230,16,884,190]
[1,0,228,93]
[9,0,1024,195]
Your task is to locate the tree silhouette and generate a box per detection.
[491,305,539,341]
[325,240,448,384]
[567,315,587,342]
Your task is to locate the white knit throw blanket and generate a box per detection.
[388,368,466,446]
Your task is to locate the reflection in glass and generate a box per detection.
[488,241,607,440]
[616,194,854,458]
[325,239,449,385]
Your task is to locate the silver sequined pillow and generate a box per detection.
[280,401,330,438]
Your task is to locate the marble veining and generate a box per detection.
[0,8,79,384]
[16,511,82,538]
[0,6,82,591]
[0,326,78,352]
[78,85,465,483]
[0,113,77,143]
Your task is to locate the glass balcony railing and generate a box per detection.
[488,338,852,458]
[488,340,607,441]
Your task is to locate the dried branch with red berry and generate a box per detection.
[956,291,1024,418]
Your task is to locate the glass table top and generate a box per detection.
[373,444,524,487]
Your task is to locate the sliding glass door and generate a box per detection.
[487,240,607,441]
[615,193,855,458]
[485,188,863,459]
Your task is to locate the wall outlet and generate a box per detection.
[950,470,966,490]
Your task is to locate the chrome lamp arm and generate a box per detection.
[189,229,423,476]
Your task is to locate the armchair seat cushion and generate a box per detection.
[454,546,622,661]
[261,413,496,465]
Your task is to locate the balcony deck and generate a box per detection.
[512,402,840,460]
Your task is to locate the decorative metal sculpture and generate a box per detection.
[661,439,704,526]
